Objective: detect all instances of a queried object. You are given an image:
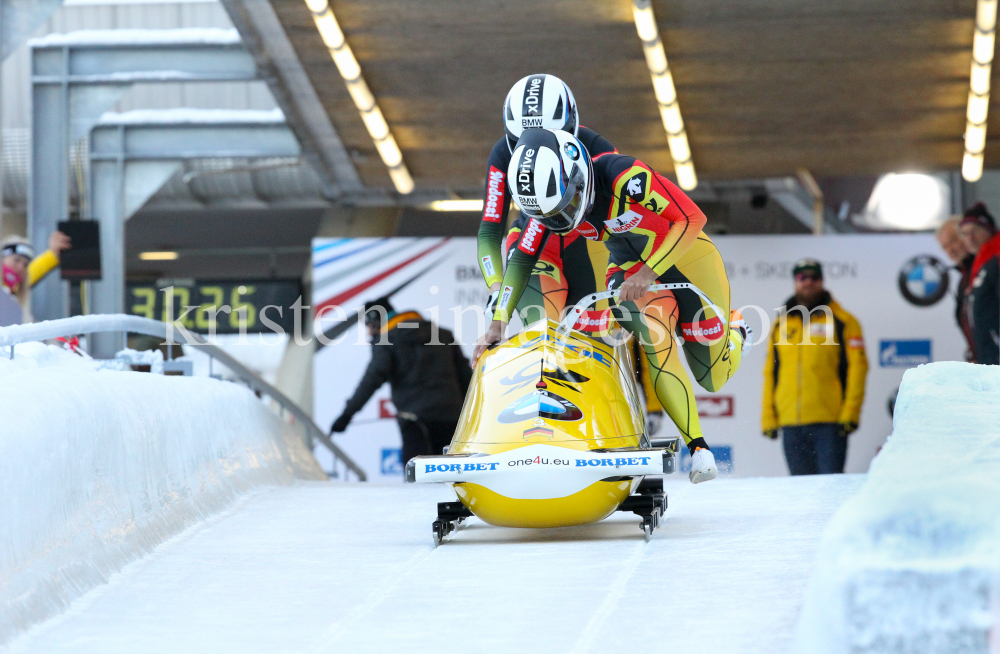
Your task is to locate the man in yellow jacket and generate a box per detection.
[761,258,868,475]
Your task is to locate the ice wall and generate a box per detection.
[793,362,1000,654]
[0,343,325,645]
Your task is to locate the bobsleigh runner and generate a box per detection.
[406,284,718,545]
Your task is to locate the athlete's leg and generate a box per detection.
[609,269,706,453]
[669,234,744,392]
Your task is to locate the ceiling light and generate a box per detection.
[304,0,414,194]
[139,251,179,261]
[964,0,998,182]
[427,200,484,212]
[863,173,950,230]
[631,0,697,190]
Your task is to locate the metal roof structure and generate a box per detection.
[223,0,982,198]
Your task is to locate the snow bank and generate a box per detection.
[0,343,325,645]
[793,362,1000,654]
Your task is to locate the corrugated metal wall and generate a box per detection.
[1,0,286,216]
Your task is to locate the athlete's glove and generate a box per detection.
[330,413,352,434]
[484,290,499,322]
[645,411,664,436]
[762,429,779,440]
[838,422,858,438]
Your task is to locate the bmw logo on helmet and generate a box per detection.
[564,142,580,160]
[897,255,950,307]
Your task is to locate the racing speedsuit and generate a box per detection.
[493,155,743,450]
[477,128,616,326]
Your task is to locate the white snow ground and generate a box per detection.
[3,475,862,654]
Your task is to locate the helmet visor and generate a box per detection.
[523,164,587,234]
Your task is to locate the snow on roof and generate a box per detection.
[29,28,241,48]
[97,108,286,126]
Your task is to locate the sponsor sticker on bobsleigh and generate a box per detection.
[879,340,931,367]
[421,451,659,475]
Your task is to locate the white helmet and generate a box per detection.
[503,74,578,152]
[507,128,594,234]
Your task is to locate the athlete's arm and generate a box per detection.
[473,217,548,361]
[606,158,707,278]
[639,171,707,276]
[477,139,513,290]
[492,217,548,324]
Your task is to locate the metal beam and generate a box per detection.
[764,178,854,234]
[29,30,259,322]
[219,0,363,196]
[88,110,300,358]
[2,0,64,60]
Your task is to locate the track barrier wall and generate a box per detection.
[0,342,326,646]
[793,361,1000,653]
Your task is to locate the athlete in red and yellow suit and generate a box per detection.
[485,155,744,453]
[477,128,616,328]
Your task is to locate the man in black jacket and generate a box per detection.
[330,298,474,465]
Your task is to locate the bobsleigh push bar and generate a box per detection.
[557,283,724,336]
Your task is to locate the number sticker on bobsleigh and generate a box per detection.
[407,444,672,500]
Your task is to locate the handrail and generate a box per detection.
[0,314,367,481]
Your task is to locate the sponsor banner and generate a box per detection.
[680,446,733,475]
[410,443,668,499]
[696,396,733,418]
[381,448,403,475]
[314,234,964,481]
[879,340,932,367]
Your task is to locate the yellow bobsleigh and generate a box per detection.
[406,314,680,545]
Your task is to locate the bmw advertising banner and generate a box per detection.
[313,234,963,481]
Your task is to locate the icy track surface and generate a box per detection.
[4,475,862,654]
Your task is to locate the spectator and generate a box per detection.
[761,258,868,475]
[935,216,976,361]
[330,298,474,466]
[959,203,1000,365]
[1,232,72,323]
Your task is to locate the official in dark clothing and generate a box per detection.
[330,298,474,465]
[959,204,1000,365]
